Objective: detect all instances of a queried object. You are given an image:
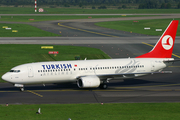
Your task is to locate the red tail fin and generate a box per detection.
[136,20,179,58]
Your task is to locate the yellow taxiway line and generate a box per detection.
[58,22,119,37]
[27,90,43,97]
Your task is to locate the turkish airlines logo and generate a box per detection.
[161,35,173,50]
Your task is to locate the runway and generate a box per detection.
[0,15,180,104]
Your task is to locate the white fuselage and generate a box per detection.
[2,58,173,85]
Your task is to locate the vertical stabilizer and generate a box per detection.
[136,20,179,58]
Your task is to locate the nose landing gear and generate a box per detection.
[14,84,24,92]
[20,87,24,92]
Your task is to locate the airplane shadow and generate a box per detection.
[1,73,179,91]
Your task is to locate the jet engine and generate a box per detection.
[77,76,100,88]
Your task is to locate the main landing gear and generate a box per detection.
[99,83,108,89]
[99,79,111,89]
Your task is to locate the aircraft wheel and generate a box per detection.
[100,84,108,89]
[20,87,24,92]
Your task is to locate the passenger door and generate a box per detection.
[27,66,34,77]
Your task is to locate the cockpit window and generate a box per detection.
[9,70,20,73]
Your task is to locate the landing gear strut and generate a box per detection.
[14,84,24,92]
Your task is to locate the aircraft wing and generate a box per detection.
[97,71,172,79]
[77,71,172,80]
[163,59,180,63]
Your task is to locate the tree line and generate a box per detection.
[138,1,180,9]
[1,0,180,9]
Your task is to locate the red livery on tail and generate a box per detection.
[136,20,179,58]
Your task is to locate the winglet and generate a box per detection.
[136,20,179,58]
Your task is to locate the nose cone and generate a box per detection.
[2,73,10,82]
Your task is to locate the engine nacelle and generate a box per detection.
[77,76,100,88]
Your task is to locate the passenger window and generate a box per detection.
[10,70,20,73]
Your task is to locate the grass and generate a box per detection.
[1,103,180,120]
[1,7,180,14]
[0,44,110,82]
[0,23,61,37]
[95,18,180,36]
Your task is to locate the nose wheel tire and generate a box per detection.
[20,87,24,92]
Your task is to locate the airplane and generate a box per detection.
[1,20,179,91]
